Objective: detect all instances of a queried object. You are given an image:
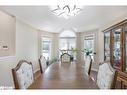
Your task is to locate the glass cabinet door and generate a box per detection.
[112,28,122,69]
[104,32,110,61]
[125,32,127,72]
[124,25,127,72]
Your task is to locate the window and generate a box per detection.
[59,30,76,60]
[59,37,76,50]
[84,35,94,60]
[41,37,51,60]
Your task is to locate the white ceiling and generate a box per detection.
[0,6,127,33]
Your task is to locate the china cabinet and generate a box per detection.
[103,19,127,89]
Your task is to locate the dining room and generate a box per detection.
[1,1,127,92]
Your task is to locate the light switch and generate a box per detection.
[3,45,9,50]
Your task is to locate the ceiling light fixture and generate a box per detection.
[50,5,82,19]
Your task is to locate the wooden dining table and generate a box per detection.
[29,62,98,89]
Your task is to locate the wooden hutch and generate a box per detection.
[103,19,127,89]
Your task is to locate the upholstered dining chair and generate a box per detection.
[39,55,47,74]
[60,53,71,63]
[84,56,92,75]
[97,61,117,89]
[12,60,34,89]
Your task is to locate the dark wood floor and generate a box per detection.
[34,70,41,79]
[90,70,97,82]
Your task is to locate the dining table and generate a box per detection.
[28,62,98,89]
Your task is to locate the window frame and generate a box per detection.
[59,30,76,60]
[59,37,76,51]
[41,37,52,60]
[84,34,95,60]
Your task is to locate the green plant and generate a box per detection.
[83,48,95,56]
[70,48,77,61]
[71,48,77,54]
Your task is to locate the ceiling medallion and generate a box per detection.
[51,5,82,19]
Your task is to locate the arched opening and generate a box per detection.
[59,30,76,38]
[59,30,77,61]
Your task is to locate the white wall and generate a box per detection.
[0,11,15,57]
[0,18,39,87]
[38,30,59,59]
[16,19,39,71]
[52,33,59,58]
[76,32,82,64]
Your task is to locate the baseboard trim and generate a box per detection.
[91,68,98,72]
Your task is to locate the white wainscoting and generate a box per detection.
[0,56,16,62]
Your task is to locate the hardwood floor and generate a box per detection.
[90,70,97,82]
[34,70,41,79]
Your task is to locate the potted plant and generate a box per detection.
[83,48,96,59]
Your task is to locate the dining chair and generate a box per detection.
[84,56,92,75]
[12,60,34,89]
[60,53,71,63]
[97,61,117,89]
[39,55,47,74]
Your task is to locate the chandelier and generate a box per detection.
[50,5,82,19]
